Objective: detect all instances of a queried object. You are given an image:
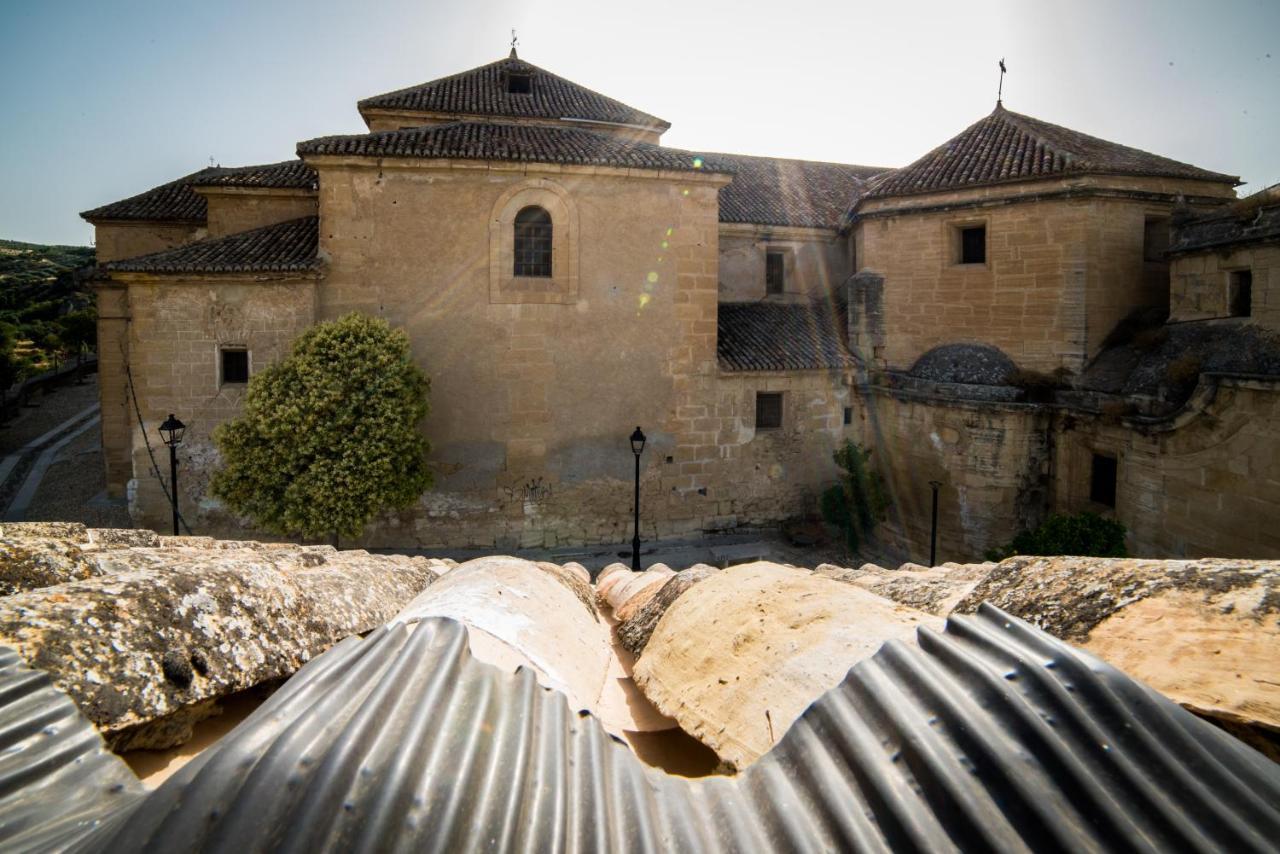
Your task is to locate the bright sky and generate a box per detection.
[2,0,1276,246]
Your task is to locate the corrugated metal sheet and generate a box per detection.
[0,648,145,852]
[45,606,1280,850]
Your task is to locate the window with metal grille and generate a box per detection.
[755,392,782,430]
[1229,270,1252,317]
[513,206,552,277]
[765,251,785,295]
[960,226,986,264]
[1090,453,1117,508]
[221,348,249,385]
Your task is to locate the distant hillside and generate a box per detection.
[0,239,95,306]
[0,239,97,385]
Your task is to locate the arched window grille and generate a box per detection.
[513,206,553,277]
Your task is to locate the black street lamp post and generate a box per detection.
[159,413,186,536]
[630,426,646,572]
[928,480,942,566]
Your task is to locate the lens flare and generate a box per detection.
[647,271,658,284]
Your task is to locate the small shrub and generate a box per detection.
[212,312,432,542]
[1165,355,1202,386]
[1008,369,1058,403]
[1132,326,1169,352]
[1101,307,1169,349]
[1099,399,1135,425]
[821,441,890,552]
[985,512,1128,561]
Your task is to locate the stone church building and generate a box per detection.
[82,51,1280,559]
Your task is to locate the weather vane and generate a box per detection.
[510,28,518,56]
[997,58,1007,106]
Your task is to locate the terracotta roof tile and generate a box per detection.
[1169,187,1280,255]
[713,154,888,229]
[105,216,318,274]
[190,159,317,190]
[717,299,854,372]
[868,105,1237,199]
[297,121,727,174]
[359,55,668,131]
[80,168,215,223]
[81,160,316,223]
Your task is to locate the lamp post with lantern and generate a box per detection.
[159,413,186,536]
[629,426,646,572]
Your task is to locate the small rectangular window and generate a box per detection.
[960,226,986,264]
[765,251,785,295]
[843,406,853,425]
[755,392,782,430]
[1229,270,1252,317]
[1090,453,1117,508]
[507,73,532,94]
[221,348,249,385]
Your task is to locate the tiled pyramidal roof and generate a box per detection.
[105,216,318,274]
[717,299,855,371]
[715,153,888,229]
[80,160,316,223]
[868,104,1238,199]
[359,54,669,131]
[298,121,728,174]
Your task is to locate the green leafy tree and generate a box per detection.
[211,313,432,542]
[820,440,890,551]
[985,512,1128,561]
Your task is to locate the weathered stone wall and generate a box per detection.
[854,387,1051,563]
[95,282,132,495]
[93,221,207,264]
[856,175,1234,374]
[301,158,727,549]
[119,276,318,535]
[1171,244,1280,328]
[717,226,847,301]
[1054,378,1280,558]
[200,189,317,239]
[705,370,852,530]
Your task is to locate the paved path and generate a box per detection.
[4,413,102,522]
[0,403,101,521]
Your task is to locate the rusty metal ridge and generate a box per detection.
[48,605,1280,851]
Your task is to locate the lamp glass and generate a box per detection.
[630,426,646,456]
[160,413,186,447]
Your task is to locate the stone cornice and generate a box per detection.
[718,222,838,242]
[302,154,732,185]
[854,186,1234,221]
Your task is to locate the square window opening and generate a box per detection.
[1090,453,1117,508]
[221,348,249,385]
[755,392,783,430]
[507,73,533,94]
[765,251,785,295]
[1229,270,1252,317]
[959,225,986,264]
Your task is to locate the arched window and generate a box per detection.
[513,206,552,277]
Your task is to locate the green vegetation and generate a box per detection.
[985,511,1128,561]
[820,440,890,551]
[0,239,97,392]
[211,313,433,542]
